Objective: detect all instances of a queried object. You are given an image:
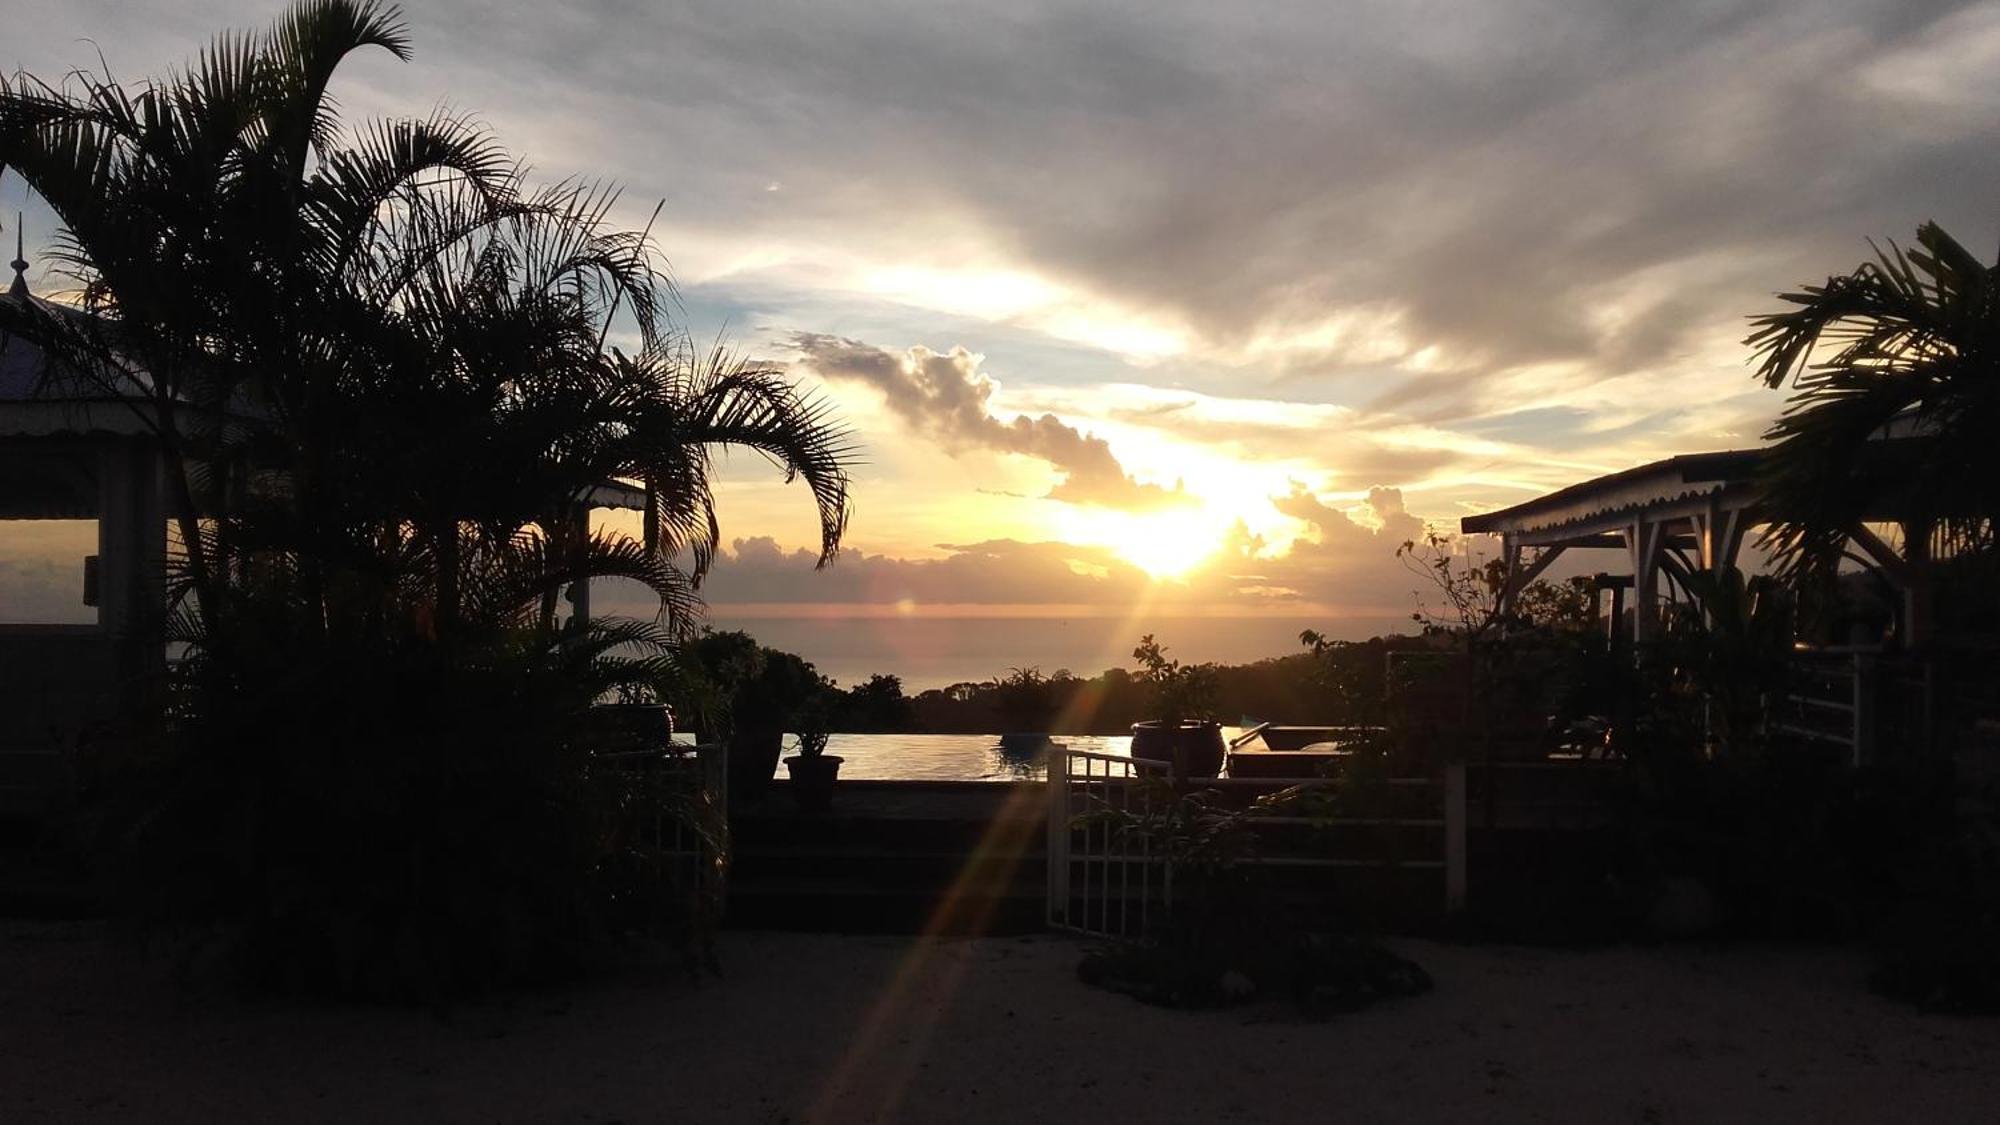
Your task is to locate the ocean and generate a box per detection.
[701,613,1410,692]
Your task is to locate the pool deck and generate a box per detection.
[751,778,1045,822]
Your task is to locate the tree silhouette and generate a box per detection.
[1747,222,1997,592]
[0,0,856,996]
[0,0,855,651]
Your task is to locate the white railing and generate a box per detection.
[1045,749,1170,937]
[597,741,729,901]
[1771,649,1872,765]
[1046,746,1467,939]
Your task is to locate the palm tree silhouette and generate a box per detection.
[1747,221,1997,593]
[0,0,854,653]
[0,0,855,994]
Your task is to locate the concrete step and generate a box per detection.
[733,814,1043,852]
[730,845,1044,886]
[725,881,1045,935]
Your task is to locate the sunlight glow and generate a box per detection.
[861,265,1062,320]
[1059,503,1239,580]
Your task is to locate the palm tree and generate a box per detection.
[0,1,511,623]
[0,0,857,995]
[1747,222,1998,594]
[347,181,854,641]
[1,0,855,649]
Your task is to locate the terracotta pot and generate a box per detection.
[784,754,843,813]
[1129,719,1226,778]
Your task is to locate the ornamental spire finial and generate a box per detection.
[7,214,26,298]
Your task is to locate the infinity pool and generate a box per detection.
[677,730,1252,781]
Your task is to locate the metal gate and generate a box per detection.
[1044,748,1171,937]
[600,741,730,915]
[1045,745,1467,939]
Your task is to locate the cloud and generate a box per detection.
[608,475,1450,626]
[21,1,1995,489]
[1273,482,1425,547]
[464,0,1984,386]
[790,332,1192,510]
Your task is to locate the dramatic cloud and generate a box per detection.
[16,2,1990,460]
[790,332,1191,510]
[632,478,1446,624]
[27,3,1987,390]
[1274,483,1426,548]
[9,1,1989,683]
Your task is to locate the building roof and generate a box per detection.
[0,274,184,439]
[1460,449,1764,540]
[3,251,646,516]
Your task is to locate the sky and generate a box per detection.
[5,0,1999,686]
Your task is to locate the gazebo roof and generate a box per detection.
[0,268,182,439]
[3,278,648,515]
[1461,449,1763,542]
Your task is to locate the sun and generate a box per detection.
[1113,506,1231,579]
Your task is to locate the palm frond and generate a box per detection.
[1746,222,2000,589]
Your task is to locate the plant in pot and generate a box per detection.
[1129,634,1226,777]
[686,631,827,804]
[588,679,677,758]
[783,703,842,813]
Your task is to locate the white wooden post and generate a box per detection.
[1628,518,1663,647]
[1496,535,1521,620]
[1445,761,1467,913]
[1046,745,1069,927]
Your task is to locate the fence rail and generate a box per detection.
[1769,649,1933,765]
[595,741,729,906]
[1046,747,1466,940]
[1045,750,1168,939]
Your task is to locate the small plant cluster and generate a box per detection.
[1395,532,1596,643]
[1863,771,2000,1013]
[793,700,832,760]
[1132,635,1219,725]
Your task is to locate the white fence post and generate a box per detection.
[1046,744,1069,928]
[1445,761,1467,913]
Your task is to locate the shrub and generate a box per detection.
[85,619,723,1001]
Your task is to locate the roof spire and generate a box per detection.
[7,214,26,298]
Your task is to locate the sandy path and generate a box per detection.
[4,922,1998,1123]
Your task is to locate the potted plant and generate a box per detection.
[783,705,842,813]
[587,679,677,760]
[686,631,828,803]
[1128,634,1226,777]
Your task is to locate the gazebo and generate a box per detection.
[1459,441,1951,763]
[0,245,167,812]
[1461,449,1763,645]
[1461,442,1941,649]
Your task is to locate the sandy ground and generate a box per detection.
[4,923,1999,1124]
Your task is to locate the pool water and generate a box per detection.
[676,729,1252,781]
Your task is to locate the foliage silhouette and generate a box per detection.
[2,0,854,996]
[1747,222,1997,597]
